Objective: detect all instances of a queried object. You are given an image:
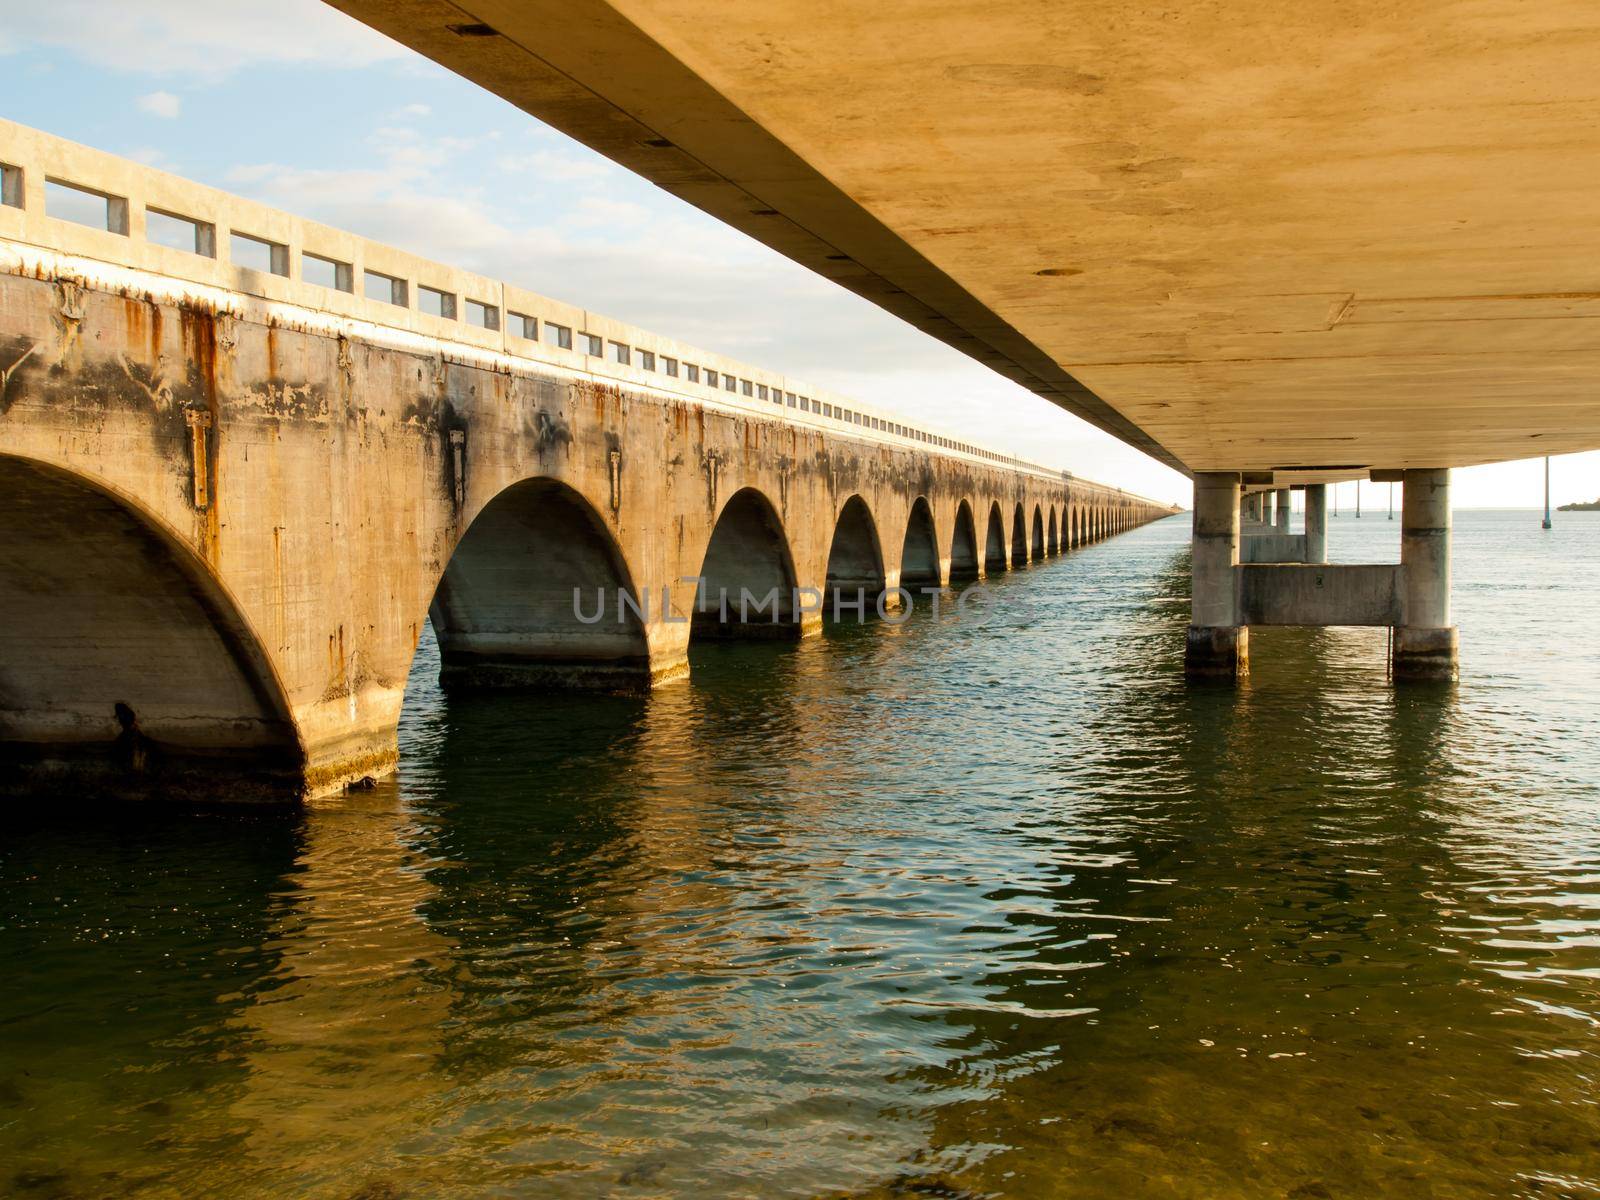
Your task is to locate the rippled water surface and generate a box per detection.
[5,510,1600,1198]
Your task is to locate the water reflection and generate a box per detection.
[2,513,1598,1198]
[224,784,455,1197]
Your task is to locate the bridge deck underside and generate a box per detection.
[330,0,1600,474]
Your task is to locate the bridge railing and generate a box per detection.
[0,118,1157,504]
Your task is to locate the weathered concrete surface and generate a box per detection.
[1239,564,1403,627]
[1304,485,1328,564]
[1395,467,1458,680]
[329,0,1600,475]
[1185,473,1246,678]
[0,125,1169,801]
[1240,533,1307,564]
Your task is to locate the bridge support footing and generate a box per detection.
[1186,624,1249,677]
[1393,626,1459,681]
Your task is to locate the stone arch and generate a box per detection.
[950,499,980,582]
[1010,503,1028,567]
[1031,504,1046,561]
[899,496,941,588]
[0,453,302,797]
[693,486,801,640]
[984,501,1008,572]
[1047,507,1060,555]
[428,476,654,691]
[825,494,886,615]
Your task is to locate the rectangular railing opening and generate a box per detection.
[0,164,22,209]
[418,284,456,319]
[364,269,408,307]
[303,250,353,293]
[0,130,1070,482]
[146,207,216,257]
[230,230,289,276]
[465,298,499,331]
[45,177,128,235]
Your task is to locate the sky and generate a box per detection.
[1,0,1594,510]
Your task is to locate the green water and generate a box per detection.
[3,510,1598,1198]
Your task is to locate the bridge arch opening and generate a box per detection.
[1010,504,1028,567]
[692,487,801,640]
[949,500,980,582]
[428,477,653,691]
[0,454,302,797]
[899,497,941,590]
[1047,507,1060,556]
[1031,505,1046,561]
[984,502,1008,573]
[825,495,886,617]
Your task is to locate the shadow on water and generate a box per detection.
[0,807,303,1194]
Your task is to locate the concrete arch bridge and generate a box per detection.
[0,123,1172,801]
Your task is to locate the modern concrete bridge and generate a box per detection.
[0,122,1169,801]
[331,0,1600,682]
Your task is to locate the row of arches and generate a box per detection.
[433,485,1140,682]
[0,452,1157,796]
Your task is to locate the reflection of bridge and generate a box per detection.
[0,122,1171,801]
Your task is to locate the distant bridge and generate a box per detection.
[0,121,1172,801]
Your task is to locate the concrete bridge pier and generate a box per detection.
[1189,470,1456,682]
[1394,468,1458,681]
[1274,488,1292,531]
[1304,485,1328,564]
[1185,472,1247,677]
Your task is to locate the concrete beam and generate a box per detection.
[1239,564,1403,627]
[1240,533,1307,564]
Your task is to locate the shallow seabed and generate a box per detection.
[4,510,1599,1199]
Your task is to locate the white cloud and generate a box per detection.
[395,103,432,118]
[136,90,181,119]
[0,0,406,80]
[498,150,620,185]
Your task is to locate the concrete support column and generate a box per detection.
[1395,467,1458,680]
[1304,484,1327,563]
[1274,488,1292,531]
[1186,472,1247,677]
